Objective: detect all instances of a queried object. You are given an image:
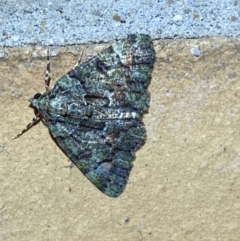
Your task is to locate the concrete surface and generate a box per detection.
[1,37,240,240]
[0,0,239,47]
[1,0,240,240]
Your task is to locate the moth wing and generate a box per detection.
[47,114,146,197]
[49,34,155,113]
[42,34,155,197]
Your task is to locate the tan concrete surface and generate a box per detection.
[0,37,240,240]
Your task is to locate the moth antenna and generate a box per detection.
[45,49,51,90]
[12,115,40,140]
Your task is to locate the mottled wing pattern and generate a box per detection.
[32,34,155,197]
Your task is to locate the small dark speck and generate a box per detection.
[124,217,130,223]
[2,30,8,36]
[113,14,126,23]
[228,72,237,79]
[193,13,200,19]
[12,91,22,99]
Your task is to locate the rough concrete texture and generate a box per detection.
[1,37,240,240]
[0,0,239,47]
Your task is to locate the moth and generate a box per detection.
[15,34,155,197]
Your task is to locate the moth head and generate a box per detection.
[33,93,42,100]
[28,93,44,111]
[29,92,42,103]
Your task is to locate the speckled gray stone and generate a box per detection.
[0,0,239,47]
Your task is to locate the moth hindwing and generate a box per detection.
[22,34,155,197]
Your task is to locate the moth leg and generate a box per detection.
[64,161,75,169]
[75,50,84,67]
[45,49,51,90]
